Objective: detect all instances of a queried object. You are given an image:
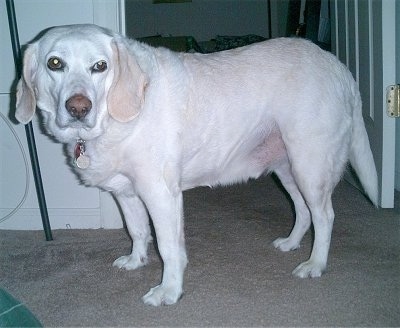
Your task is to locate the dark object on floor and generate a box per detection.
[0,288,42,327]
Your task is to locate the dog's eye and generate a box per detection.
[92,60,107,73]
[47,57,64,71]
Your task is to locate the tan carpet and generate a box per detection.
[0,176,399,327]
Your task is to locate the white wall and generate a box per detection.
[0,0,124,230]
[125,0,270,40]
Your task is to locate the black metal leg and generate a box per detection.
[6,0,53,241]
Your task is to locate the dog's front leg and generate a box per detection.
[113,195,152,270]
[141,187,187,306]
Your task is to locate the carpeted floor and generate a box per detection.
[0,176,399,327]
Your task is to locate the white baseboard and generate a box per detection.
[0,207,123,230]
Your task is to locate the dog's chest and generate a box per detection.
[69,140,134,195]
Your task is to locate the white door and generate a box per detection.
[332,0,397,208]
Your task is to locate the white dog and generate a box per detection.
[16,24,378,306]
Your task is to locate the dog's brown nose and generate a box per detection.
[65,94,92,119]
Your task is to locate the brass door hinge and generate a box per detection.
[387,85,400,118]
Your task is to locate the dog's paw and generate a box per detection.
[292,260,325,278]
[142,284,182,306]
[273,237,300,252]
[113,254,147,270]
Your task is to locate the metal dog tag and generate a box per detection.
[74,139,90,169]
[75,154,90,169]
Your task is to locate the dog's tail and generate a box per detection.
[349,89,379,207]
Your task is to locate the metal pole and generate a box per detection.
[6,0,53,241]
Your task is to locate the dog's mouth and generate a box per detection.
[55,115,95,133]
[39,94,105,143]
[47,112,102,143]
[56,106,97,131]
[56,116,95,129]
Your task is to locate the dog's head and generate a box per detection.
[15,24,148,142]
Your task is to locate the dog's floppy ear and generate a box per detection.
[15,44,38,124]
[108,38,148,122]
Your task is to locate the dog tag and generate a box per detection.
[74,139,90,169]
[75,154,90,169]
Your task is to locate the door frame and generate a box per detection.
[331,0,396,208]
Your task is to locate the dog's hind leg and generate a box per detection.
[292,188,335,278]
[113,195,152,270]
[274,99,350,277]
[272,159,311,252]
[289,159,337,278]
